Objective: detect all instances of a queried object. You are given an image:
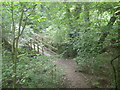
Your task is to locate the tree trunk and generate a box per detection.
[98,16,117,44]
[84,2,90,31]
[2,37,12,52]
[10,3,37,88]
[74,3,81,20]
[11,2,17,88]
[0,3,2,88]
[117,15,120,89]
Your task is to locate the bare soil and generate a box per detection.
[44,50,91,88]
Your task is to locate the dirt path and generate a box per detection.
[54,58,91,88]
[43,50,91,88]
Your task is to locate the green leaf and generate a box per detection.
[37,17,46,22]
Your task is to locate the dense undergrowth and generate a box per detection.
[2,49,63,88]
[74,52,118,88]
[2,2,120,88]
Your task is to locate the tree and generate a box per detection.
[2,2,37,88]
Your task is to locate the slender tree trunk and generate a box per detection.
[74,3,81,20]
[11,2,17,88]
[98,6,119,53]
[10,3,37,88]
[84,2,90,31]
[0,3,2,88]
[98,16,116,45]
[65,3,72,30]
[117,15,120,89]
[2,38,12,51]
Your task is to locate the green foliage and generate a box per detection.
[2,50,62,88]
[39,2,119,88]
[2,2,119,88]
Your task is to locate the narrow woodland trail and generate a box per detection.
[43,49,91,88]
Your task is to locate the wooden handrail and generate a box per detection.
[27,37,57,55]
[27,38,44,55]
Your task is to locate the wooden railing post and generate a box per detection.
[37,44,39,53]
[30,39,33,50]
[26,37,46,55]
[33,43,35,51]
[42,38,44,55]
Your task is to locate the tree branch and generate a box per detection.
[18,8,24,38]
[18,4,37,38]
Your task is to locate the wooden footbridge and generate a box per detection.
[25,35,58,55]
